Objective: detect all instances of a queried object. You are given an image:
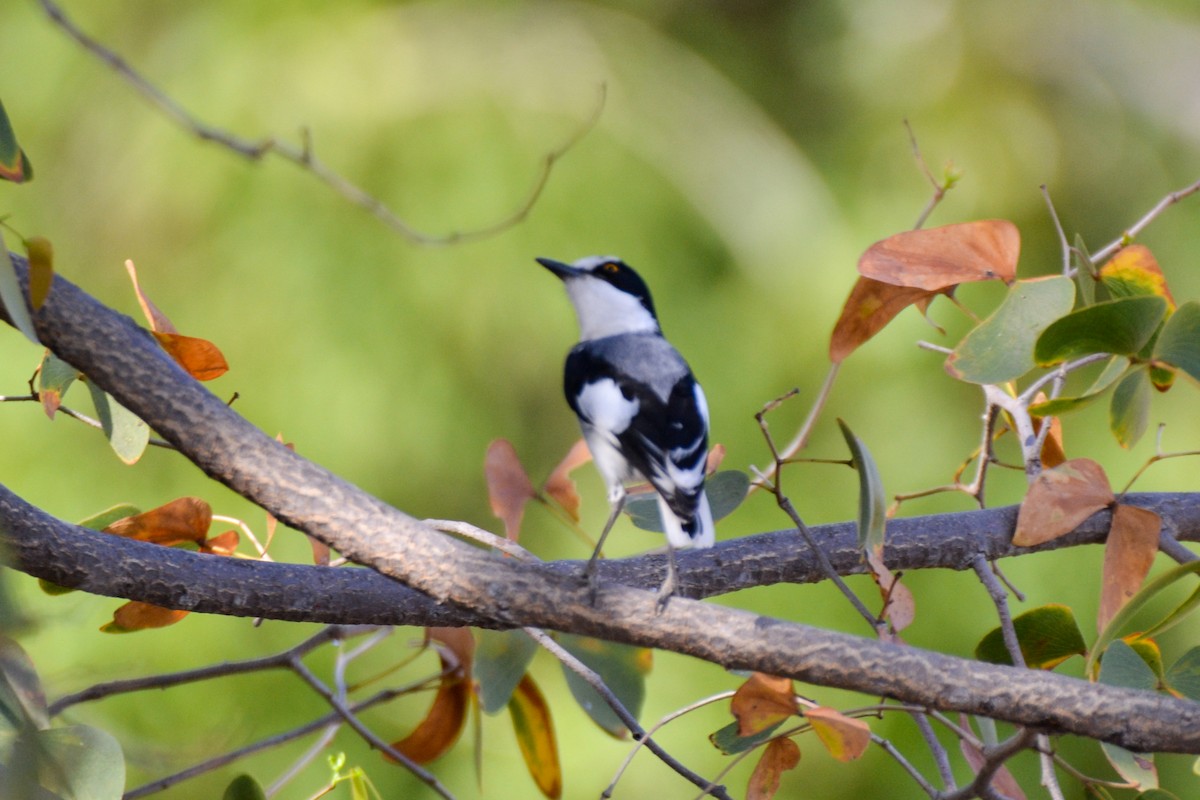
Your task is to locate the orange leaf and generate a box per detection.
[958,715,1027,799]
[152,332,229,381]
[705,443,726,474]
[1031,392,1066,469]
[829,277,937,363]
[389,628,475,764]
[104,497,212,547]
[1098,504,1162,632]
[25,236,53,311]
[747,737,801,800]
[103,601,189,632]
[732,673,798,737]
[125,259,176,333]
[864,549,915,633]
[485,439,536,540]
[803,707,870,762]
[1012,458,1113,547]
[542,438,592,522]
[508,674,562,799]
[858,219,1020,290]
[201,530,239,556]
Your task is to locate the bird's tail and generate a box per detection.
[658,490,714,550]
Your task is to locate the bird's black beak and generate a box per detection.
[536,257,581,280]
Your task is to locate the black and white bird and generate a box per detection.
[538,255,713,608]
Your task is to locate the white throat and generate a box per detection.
[565,277,660,341]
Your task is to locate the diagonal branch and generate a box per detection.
[36,0,601,246]
[2,257,1200,754]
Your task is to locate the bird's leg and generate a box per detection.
[654,542,679,613]
[583,491,626,604]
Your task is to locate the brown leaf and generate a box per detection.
[1098,504,1162,632]
[732,673,798,737]
[389,628,476,765]
[803,707,870,762]
[829,276,937,363]
[125,259,176,333]
[864,549,915,633]
[25,236,53,311]
[103,601,189,632]
[1031,392,1066,469]
[747,737,801,800]
[485,439,537,540]
[152,332,229,381]
[705,443,726,474]
[542,438,592,522]
[858,219,1020,290]
[201,530,239,556]
[958,715,1027,799]
[1012,459,1113,547]
[104,497,212,547]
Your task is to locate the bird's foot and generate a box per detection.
[654,572,678,615]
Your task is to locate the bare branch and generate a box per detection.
[1092,176,1200,262]
[36,0,601,247]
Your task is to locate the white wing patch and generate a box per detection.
[577,378,639,435]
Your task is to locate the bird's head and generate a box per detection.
[537,255,660,341]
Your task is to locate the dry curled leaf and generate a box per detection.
[104,497,212,547]
[829,277,936,363]
[732,673,798,737]
[1013,459,1113,547]
[125,259,176,333]
[103,601,189,633]
[389,628,475,765]
[803,706,870,762]
[542,438,591,521]
[858,219,1020,290]
[865,549,915,634]
[485,439,537,540]
[747,737,801,800]
[1098,504,1162,633]
[153,331,229,381]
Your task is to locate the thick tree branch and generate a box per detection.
[3,256,1200,755]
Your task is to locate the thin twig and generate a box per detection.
[0,393,176,449]
[424,518,540,561]
[873,732,942,798]
[905,119,957,229]
[1041,185,1072,276]
[37,0,602,247]
[1091,177,1200,263]
[522,627,731,800]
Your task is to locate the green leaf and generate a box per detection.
[1109,368,1151,449]
[223,774,268,800]
[1152,300,1200,383]
[1101,740,1157,791]
[625,470,748,532]
[1035,295,1167,365]
[945,275,1075,383]
[1088,560,1200,679]
[974,604,1086,669]
[1098,639,1158,691]
[79,504,142,531]
[837,419,886,555]
[0,98,33,183]
[86,382,150,465]
[0,230,39,345]
[474,629,538,715]
[4,724,126,800]
[1164,646,1200,701]
[1134,790,1180,800]
[708,719,784,755]
[0,636,48,732]
[1029,355,1128,417]
[1073,234,1097,307]
[556,634,649,738]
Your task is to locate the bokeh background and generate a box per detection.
[3,1,1200,797]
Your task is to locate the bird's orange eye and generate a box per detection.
[602,262,620,273]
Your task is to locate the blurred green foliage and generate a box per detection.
[2,1,1200,797]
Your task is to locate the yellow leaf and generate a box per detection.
[732,673,798,737]
[804,707,870,762]
[25,236,53,310]
[508,674,562,799]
